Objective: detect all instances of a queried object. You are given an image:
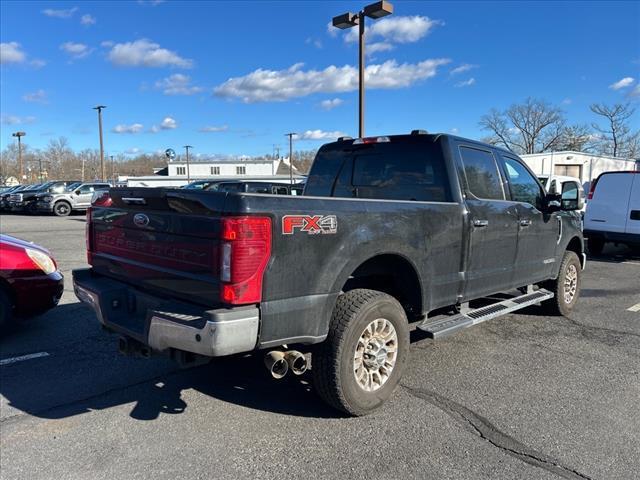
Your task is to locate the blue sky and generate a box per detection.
[1,0,639,158]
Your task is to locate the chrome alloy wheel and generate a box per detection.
[353,318,398,392]
[564,264,578,303]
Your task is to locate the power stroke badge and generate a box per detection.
[282,215,338,235]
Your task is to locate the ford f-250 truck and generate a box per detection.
[73,131,585,416]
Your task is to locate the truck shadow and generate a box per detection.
[0,304,342,421]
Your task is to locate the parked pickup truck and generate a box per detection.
[73,131,585,415]
[35,182,111,216]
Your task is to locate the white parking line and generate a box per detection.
[627,303,640,312]
[0,352,50,366]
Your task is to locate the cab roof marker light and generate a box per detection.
[337,136,353,142]
[352,136,391,145]
[411,129,428,135]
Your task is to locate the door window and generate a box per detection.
[459,147,504,200]
[502,157,544,209]
[78,185,95,194]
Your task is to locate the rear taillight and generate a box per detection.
[86,207,93,264]
[352,136,391,144]
[219,216,272,305]
[587,179,598,200]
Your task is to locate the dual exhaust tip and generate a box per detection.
[264,350,307,379]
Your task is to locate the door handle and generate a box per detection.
[472,219,489,228]
[519,219,532,227]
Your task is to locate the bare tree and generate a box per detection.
[590,102,638,157]
[556,124,596,152]
[479,98,566,154]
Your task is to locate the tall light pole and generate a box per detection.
[332,1,393,138]
[12,131,26,181]
[110,155,115,183]
[285,133,296,185]
[93,105,107,181]
[183,145,193,183]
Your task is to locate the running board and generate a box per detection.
[417,289,553,339]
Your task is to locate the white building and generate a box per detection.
[521,151,637,187]
[120,158,304,187]
[167,158,278,177]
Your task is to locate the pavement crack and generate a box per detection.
[563,316,640,340]
[401,385,592,480]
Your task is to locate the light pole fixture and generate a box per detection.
[285,133,296,185]
[183,145,193,183]
[93,105,107,181]
[332,1,393,138]
[12,131,26,181]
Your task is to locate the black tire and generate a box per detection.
[53,201,71,217]
[0,288,13,333]
[587,236,604,256]
[541,251,582,316]
[312,289,409,416]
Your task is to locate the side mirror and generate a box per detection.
[560,182,584,211]
[74,190,81,195]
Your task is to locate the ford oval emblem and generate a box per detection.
[133,213,150,227]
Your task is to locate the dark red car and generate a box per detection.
[0,234,64,329]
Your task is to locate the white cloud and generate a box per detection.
[562,98,572,105]
[345,16,442,44]
[112,123,144,134]
[23,89,48,104]
[124,147,142,155]
[80,14,96,26]
[150,116,178,132]
[609,77,635,90]
[450,63,477,75]
[305,37,323,49]
[455,77,476,87]
[199,125,229,132]
[101,40,114,48]
[1,114,36,125]
[42,7,78,18]
[107,39,193,68]
[296,130,347,141]
[30,59,46,68]
[368,42,394,55]
[155,74,203,95]
[1,42,26,64]
[60,42,92,59]
[450,128,459,134]
[320,98,343,110]
[629,84,640,98]
[214,59,450,103]
[137,0,165,5]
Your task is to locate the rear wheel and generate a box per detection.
[312,289,409,416]
[587,236,604,256]
[53,201,71,217]
[541,251,582,316]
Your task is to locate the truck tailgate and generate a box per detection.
[89,188,226,307]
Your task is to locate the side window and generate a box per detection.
[78,185,95,194]
[459,146,504,200]
[502,157,544,210]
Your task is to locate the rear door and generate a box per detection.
[457,144,519,299]
[75,184,97,207]
[625,173,640,235]
[500,155,559,285]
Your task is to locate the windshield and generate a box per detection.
[182,181,211,190]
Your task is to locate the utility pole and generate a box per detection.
[110,155,114,183]
[183,145,193,183]
[285,133,296,185]
[93,105,107,181]
[12,131,26,181]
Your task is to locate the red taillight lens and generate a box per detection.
[220,216,272,305]
[587,179,597,200]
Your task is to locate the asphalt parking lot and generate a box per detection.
[1,214,639,480]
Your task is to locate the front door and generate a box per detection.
[457,145,519,300]
[501,155,559,285]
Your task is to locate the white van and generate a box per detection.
[538,174,586,214]
[583,171,640,254]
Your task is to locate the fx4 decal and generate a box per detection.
[282,215,338,235]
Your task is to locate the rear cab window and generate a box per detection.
[304,136,452,202]
[458,146,505,200]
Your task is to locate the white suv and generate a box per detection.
[583,171,639,254]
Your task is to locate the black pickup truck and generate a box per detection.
[73,131,585,415]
